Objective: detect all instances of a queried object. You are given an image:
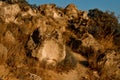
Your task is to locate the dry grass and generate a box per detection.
[56,49,77,72]
[98,34,116,50]
[0,1,120,79]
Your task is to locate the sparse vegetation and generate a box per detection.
[88,9,118,38]
[0,0,120,80]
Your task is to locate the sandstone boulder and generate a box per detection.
[65,4,78,19]
[0,3,21,23]
[27,27,66,66]
[81,33,103,51]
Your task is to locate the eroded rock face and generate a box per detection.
[38,4,65,19]
[0,3,21,23]
[33,39,66,66]
[28,73,42,80]
[27,27,66,66]
[65,4,78,19]
[81,33,103,51]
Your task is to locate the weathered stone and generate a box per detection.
[27,27,66,66]
[82,11,89,20]
[65,4,78,19]
[38,4,56,17]
[21,5,37,16]
[38,4,64,19]
[81,33,103,51]
[0,4,21,23]
[32,39,66,66]
[28,73,42,80]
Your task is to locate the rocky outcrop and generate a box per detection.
[65,4,78,19]
[0,2,21,23]
[0,0,120,80]
[81,33,103,51]
[27,27,66,66]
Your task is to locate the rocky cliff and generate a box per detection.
[0,0,120,80]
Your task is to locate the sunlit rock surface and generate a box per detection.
[0,0,120,80]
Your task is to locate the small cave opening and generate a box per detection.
[32,28,41,44]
